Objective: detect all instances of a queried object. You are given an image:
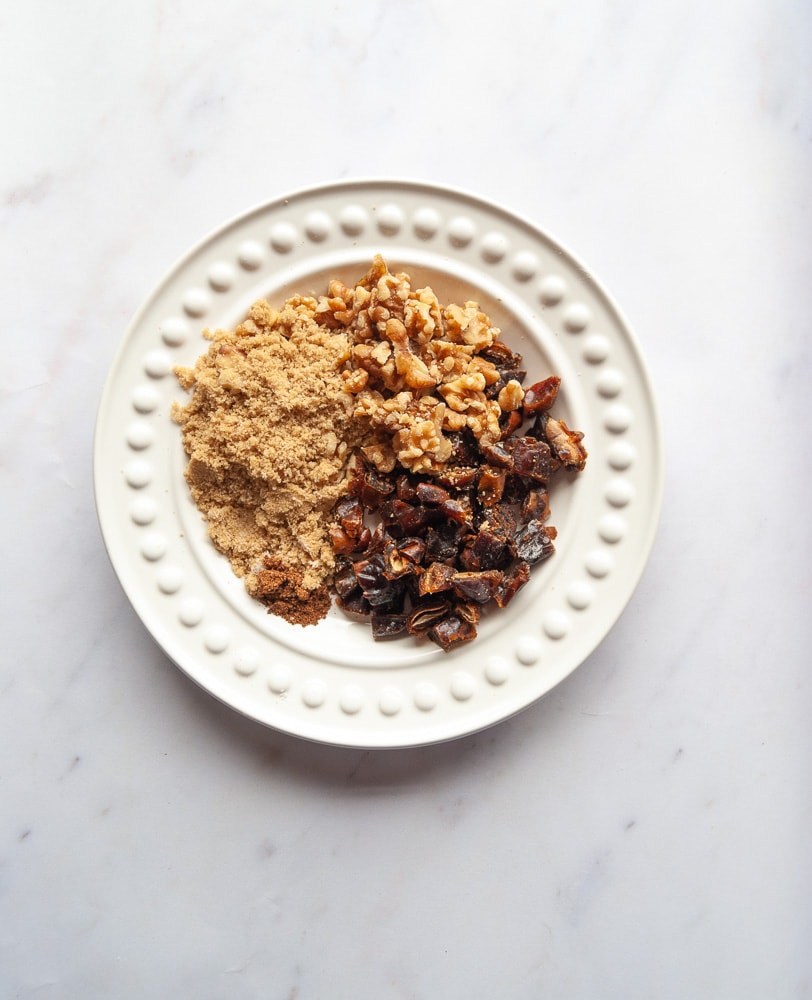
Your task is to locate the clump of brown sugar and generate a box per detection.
[252,560,332,625]
[172,296,364,625]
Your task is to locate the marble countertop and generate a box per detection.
[2,1,809,997]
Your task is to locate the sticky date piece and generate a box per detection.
[428,613,477,651]
[514,521,557,564]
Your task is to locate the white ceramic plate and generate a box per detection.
[94,180,663,748]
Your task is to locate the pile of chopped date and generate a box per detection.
[329,364,588,651]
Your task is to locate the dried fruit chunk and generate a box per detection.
[479,341,524,369]
[383,538,426,579]
[334,495,365,537]
[522,376,561,416]
[428,613,477,650]
[506,437,552,482]
[354,553,404,606]
[521,487,551,522]
[438,494,476,530]
[338,590,371,616]
[415,481,451,506]
[408,597,453,635]
[328,524,357,556]
[459,527,511,572]
[424,522,467,562]
[480,440,513,469]
[333,558,361,600]
[371,614,409,640]
[455,600,481,625]
[418,562,457,596]
[349,456,395,508]
[514,521,557,564]
[434,465,479,489]
[451,569,504,603]
[493,560,531,608]
[477,466,506,507]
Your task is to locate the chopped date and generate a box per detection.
[338,590,371,616]
[415,481,451,506]
[522,376,561,416]
[434,465,479,489]
[500,473,529,505]
[455,600,481,625]
[353,553,403,606]
[514,520,557,564]
[493,560,531,608]
[383,538,426,579]
[477,466,506,507]
[507,437,552,482]
[439,495,475,529]
[363,521,388,556]
[408,597,452,634]
[333,558,361,600]
[487,504,518,540]
[459,529,510,572]
[328,524,356,556]
[398,504,441,536]
[396,474,418,501]
[480,440,514,469]
[334,495,365,537]
[329,358,585,650]
[428,613,478,651]
[418,561,457,596]
[447,429,480,466]
[521,487,551,522]
[371,613,409,640]
[451,569,504,603]
[379,496,438,536]
[479,341,524,369]
[379,497,412,528]
[424,521,467,562]
[498,410,523,440]
[349,456,395,509]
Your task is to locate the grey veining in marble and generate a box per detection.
[1,0,810,997]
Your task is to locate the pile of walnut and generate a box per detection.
[315,256,587,651]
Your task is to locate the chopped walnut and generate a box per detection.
[466,354,502,385]
[362,440,397,473]
[425,340,474,382]
[438,372,488,412]
[337,256,546,474]
[443,302,499,350]
[404,288,444,345]
[395,351,436,390]
[466,399,502,446]
[497,379,525,411]
[393,411,453,472]
[342,367,368,393]
[442,409,468,432]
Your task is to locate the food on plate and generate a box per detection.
[172,256,586,648]
[171,297,363,625]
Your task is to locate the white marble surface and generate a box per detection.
[1,0,810,996]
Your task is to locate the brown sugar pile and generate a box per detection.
[172,295,364,625]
